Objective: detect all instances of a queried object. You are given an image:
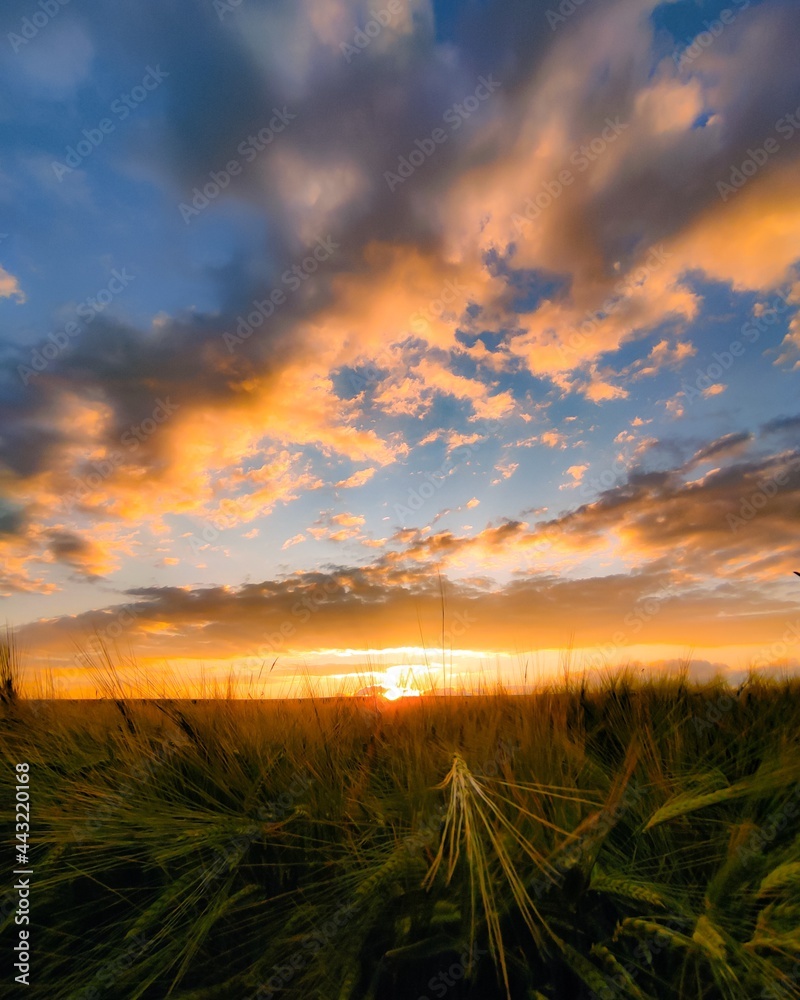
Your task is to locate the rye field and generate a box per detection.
[1,671,800,1000]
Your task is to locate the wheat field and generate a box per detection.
[1,653,799,999]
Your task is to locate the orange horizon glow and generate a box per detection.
[3,0,800,698]
[12,634,800,701]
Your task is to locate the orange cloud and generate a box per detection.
[0,266,25,303]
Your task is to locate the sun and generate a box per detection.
[382,685,421,701]
[373,665,426,700]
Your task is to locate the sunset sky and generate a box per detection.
[2,0,800,695]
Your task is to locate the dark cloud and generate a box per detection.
[535,446,800,573]
[0,504,25,536]
[761,413,800,436]
[45,529,105,578]
[687,431,753,466]
[15,560,800,668]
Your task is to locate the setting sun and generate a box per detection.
[363,665,426,701]
[381,685,422,701]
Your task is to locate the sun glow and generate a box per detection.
[382,685,421,701]
[363,665,427,700]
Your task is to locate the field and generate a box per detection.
[1,672,800,999]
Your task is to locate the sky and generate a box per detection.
[1,0,800,696]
